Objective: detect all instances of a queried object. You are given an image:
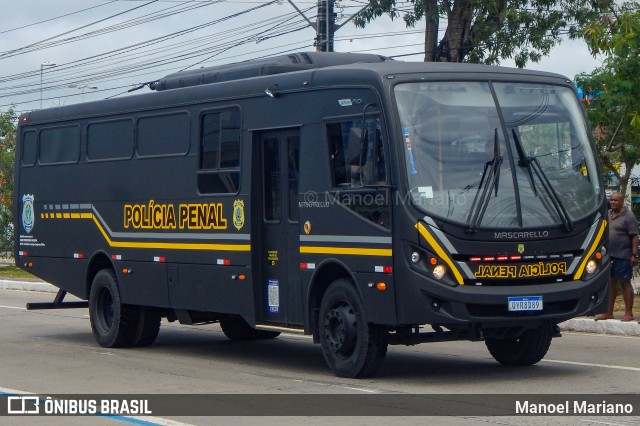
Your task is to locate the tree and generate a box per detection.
[575,2,640,198]
[0,107,16,256]
[354,0,613,66]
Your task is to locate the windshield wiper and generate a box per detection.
[466,129,502,232]
[511,129,573,232]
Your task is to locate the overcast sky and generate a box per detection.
[0,0,604,115]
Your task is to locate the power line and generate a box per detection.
[0,1,291,89]
[0,1,120,36]
[0,0,601,112]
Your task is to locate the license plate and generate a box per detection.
[508,296,543,312]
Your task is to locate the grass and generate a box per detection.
[0,264,37,279]
[612,293,640,316]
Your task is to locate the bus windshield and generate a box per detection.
[395,81,601,229]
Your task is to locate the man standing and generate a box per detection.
[596,191,638,321]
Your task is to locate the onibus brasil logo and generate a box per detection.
[22,194,35,234]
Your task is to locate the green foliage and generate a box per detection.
[354,0,613,66]
[575,2,640,197]
[0,265,34,279]
[0,107,16,256]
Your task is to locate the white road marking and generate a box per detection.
[542,359,640,372]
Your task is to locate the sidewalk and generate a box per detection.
[2,276,639,337]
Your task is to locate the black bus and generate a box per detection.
[14,52,608,377]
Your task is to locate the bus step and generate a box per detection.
[26,289,88,310]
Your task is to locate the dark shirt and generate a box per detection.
[608,206,638,258]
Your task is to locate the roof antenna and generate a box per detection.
[128,81,158,93]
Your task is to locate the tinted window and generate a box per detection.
[198,108,241,194]
[326,117,386,188]
[21,131,37,166]
[201,109,240,169]
[138,113,190,157]
[263,137,280,221]
[87,119,134,160]
[288,135,299,222]
[39,126,80,164]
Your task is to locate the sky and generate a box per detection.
[0,0,605,115]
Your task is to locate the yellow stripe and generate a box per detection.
[416,222,464,285]
[42,210,251,251]
[300,246,392,257]
[88,215,250,252]
[573,219,607,280]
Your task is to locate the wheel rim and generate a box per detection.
[96,287,114,332]
[323,302,357,357]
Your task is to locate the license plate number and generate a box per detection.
[508,296,543,312]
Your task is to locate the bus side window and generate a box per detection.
[326,118,386,188]
[327,123,348,187]
[362,127,386,186]
[198,108,241,194]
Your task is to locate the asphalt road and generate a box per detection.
[1,288,639,426]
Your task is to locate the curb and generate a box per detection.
[559,317,640,337]
[1,279,639,337]
[0,279,58,293]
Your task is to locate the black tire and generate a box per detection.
[485,325,553,366]
[89,269,138,348]
[220,318,280,341]
[131,307,162,347]
[319,279,388,378]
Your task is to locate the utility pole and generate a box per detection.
[287,1,365,53]
[315,1,335,52]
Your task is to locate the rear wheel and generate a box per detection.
[485,325,553,366]
[319,279,388,378]
[220,318,280,341]
[131,306,162,347]
[89,269,138,348]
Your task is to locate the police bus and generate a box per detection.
[14,52,608,378]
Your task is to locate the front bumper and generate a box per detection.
[397,264,609,328]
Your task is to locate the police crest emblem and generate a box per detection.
[233,199,245,230]
[22,194,35,234]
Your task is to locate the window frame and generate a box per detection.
[324,114,388,189]
[38,124,81,165]
[86,118,135,162]
[197,106,242,195]
[136,111,191,158]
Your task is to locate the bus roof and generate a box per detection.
[20,52,570,125]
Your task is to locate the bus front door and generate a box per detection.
[253,128,301,327]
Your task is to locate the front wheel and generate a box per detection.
[485,325,553,366]
[319,279,388,378]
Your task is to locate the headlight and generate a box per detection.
[433,264,447,280]
[585,260,597,274]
